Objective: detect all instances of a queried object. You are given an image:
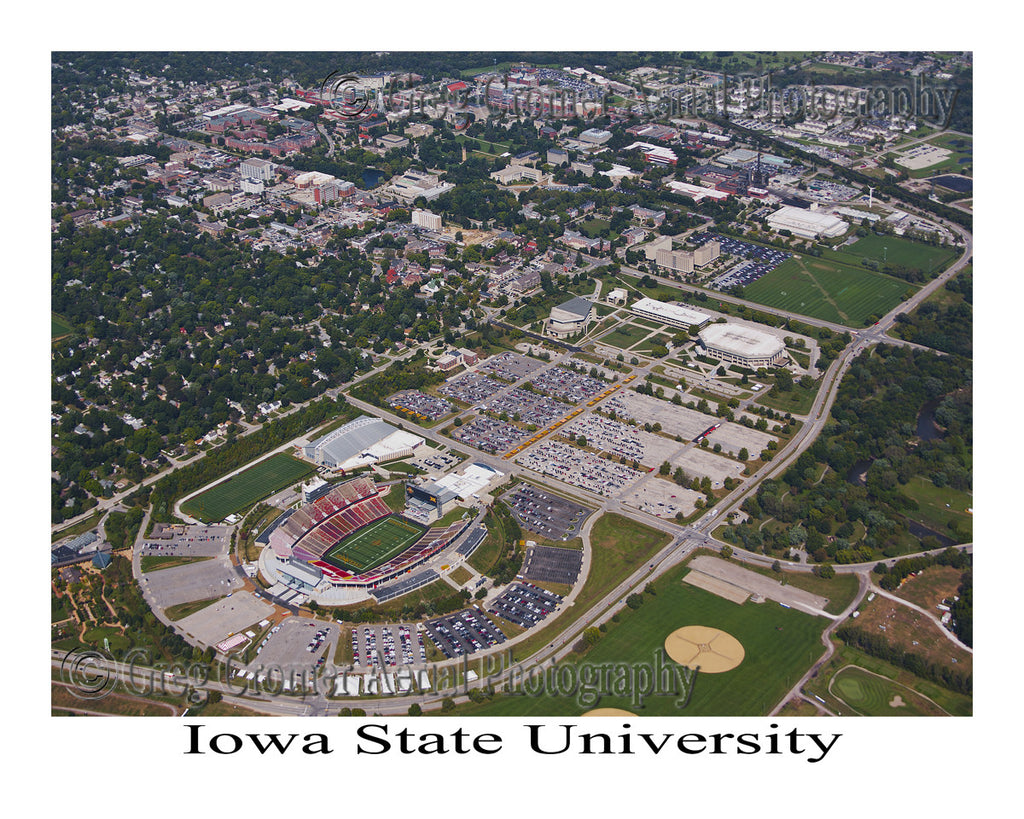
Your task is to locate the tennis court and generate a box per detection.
[323,516,426,573]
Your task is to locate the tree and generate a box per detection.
[721,545,733,559]
[407,703,423,716]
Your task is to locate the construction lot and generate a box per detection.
[622,476,705,519]
[175,590,276,647]
[672,447,747,487]
[685,555,830,615]
[142,557,242,610]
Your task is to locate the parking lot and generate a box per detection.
[439,371,508,405]
[353,623,426,668]
[502,483,591,540]
[516,440,644,496]
[481,388,574,428]
[241,616,335,679]
[605,391,742,443]
[452,415,530,454]
[386,389,454,420]
[410,447,461,473]
[560,413,685,469]
[140,524,231,558]
[530,365,607,404]
[423,608,507,659]
[489,582,563,629]
[477,351,545,382]
[522,544,583,585]
[692,232,790,291]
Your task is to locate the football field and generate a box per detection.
[324,516,426,573]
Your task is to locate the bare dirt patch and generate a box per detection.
[857,594,972,675]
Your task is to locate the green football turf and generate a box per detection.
[454,562,828,717]
[323,516,425,573]
[181,453,315,522]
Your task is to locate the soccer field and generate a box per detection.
[742,256,914,326]
[181,453,315,523]
[323,516,426,573]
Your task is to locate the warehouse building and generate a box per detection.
[631,297,712,330]
[766,205,848,239]
[301,415,424,471]
[547,296,594,338]
[698,323,786,368]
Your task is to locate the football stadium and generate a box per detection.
[262,476,469,598]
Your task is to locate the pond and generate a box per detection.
[362,168,384,188]
[916,398,942,441]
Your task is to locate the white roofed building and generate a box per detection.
[631,297,712,330]
[766,205,848,239]
[698,323,786,368]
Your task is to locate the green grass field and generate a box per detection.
[742,255,914,326]
[181,453,315,522]
[829,235,957,274]
[829,666,940,716]
[901,476,973,540]
[323,515,425,573]
[455,563,826,716]
[601,323,652,349]
[52,313,74,339]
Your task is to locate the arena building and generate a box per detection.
[631,297,712,330]
[698,323,786,368]
[766,205,848,239]
[547,297,594,338]
[301,415,423,471]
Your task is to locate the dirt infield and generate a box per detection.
[687,555,830,614]
[664,625,745,673]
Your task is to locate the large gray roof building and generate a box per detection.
[301,415,423,470]
[547,296,594,338]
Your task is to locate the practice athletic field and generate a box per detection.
[829,234,957,275]
[181,453,315,523]
[742,255,914,327]
[323,516,426,573]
